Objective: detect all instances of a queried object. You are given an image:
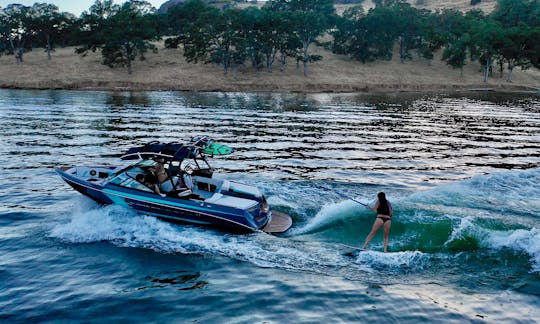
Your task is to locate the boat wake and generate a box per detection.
[289,199,365,235]
[49,200,430,280]
[50,168,540,277]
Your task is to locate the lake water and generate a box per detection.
[1,89,539,322]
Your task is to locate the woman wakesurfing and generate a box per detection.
[361,192,393,253]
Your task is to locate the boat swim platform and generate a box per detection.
[262,211,292,233]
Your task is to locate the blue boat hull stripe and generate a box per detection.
[102,188,254,230]
[59,173,255,231]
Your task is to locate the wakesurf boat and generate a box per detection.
[55,136,292,233]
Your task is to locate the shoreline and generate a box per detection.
[1,80,538,94]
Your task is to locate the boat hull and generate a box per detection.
[56,167,265,233]
[58,167,115,205]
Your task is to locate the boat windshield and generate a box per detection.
[109,165,155,193]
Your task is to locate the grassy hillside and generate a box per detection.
[409,0,497,13]
[241,0,499,14]
[1,1,538,93]
[1,41,538,93]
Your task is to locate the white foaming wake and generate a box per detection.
[443,216,483,245]
[353,250,427,271]
[49,205,362,273]
[50,205,193,253]
[486,228,540,273]
[408,168,540,218]
[49,204,429,276]
[289,199,360,235]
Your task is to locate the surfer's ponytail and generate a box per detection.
[377,192,391,216]
[377,192,387,205]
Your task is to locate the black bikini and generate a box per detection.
[377,216,392,223]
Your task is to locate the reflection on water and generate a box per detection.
[138,271,207,291]
[1,90,538,188]
[1,89,539,323]
[106,92,153,107]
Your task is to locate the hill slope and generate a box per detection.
[1,42,538,93]
[240,0,498,14]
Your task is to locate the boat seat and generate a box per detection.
[220,181,262,198]
[205,193,258,210]
[160,176,181,193]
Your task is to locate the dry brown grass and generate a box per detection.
[243,1,498,15]
[239,2,496,15]
[0,39,538,93]
[2,1,528,94]
[3,1,529,93]
[400,0,496,13]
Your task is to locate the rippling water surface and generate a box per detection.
[1,89,539,322]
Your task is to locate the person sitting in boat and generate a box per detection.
[181,164,194,190]
[153,159,191,196]
[154,159,168,184]
[136,173,158,192]
[153,161,177,194]
[144,159,168,195]
[135,173,145,184]
[167,164,193,198]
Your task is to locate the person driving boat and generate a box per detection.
[151,159,193,196]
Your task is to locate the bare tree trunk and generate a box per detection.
[8,38,15,55]
[266,51,277,73]
[483,56,491,83]
[12,38,24,64]
[266,54,272,72]
[222,49,230,75]
[16,47,24,64]
[222,59,228,75]
[399,36,405,64]
[507,62,514,82]
[302,41,309,77]
[46,34,52,61]
[122,44,132,75]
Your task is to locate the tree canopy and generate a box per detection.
[0,0,539,81]
[76,0,159,74]
[0,3,75,63]
[331,0,540,81]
